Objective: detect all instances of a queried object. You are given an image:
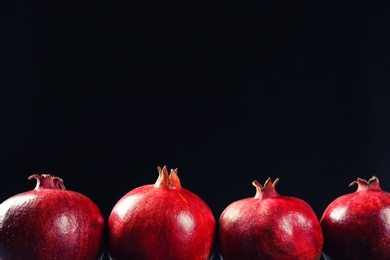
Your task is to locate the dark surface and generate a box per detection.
[1,1,390,259]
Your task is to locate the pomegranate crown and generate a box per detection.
[349,176,382,191]
[154,165,182,189]
[252,177,280,199]
[28,174,66,190]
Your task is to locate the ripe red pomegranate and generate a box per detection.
[218,178,324,260]
[108,166,216,260]
[320,176,390,259]
[0,174,105,260]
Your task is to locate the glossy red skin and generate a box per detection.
[108,182,216,259]
[320,177,390,260]
[218,179,323,260]
[0,188,105,260]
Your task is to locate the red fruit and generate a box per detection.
[320,176,390,259]
[108,166,216,260]
[218,178,324,260]
[0,174,105,260]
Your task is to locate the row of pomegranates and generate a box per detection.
[0,165,389,259]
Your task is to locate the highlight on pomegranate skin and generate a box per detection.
[0,174,105,260]
[218,178,324,260]
[320,176,390,260]
[108,165,216,260]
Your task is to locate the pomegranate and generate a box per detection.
[0,174,105,260]
[218,178,324,260]
[320,176,390,259]
[108,166,216,260]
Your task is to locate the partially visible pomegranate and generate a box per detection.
[218,178,323,260]
[320,176,390,259]
[108,166,216,260]
[0,174,105,260]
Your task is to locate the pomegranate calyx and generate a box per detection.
[252,178,280,199]
[28,174,66,190]
[168,168,181,188]
[154,166,182,189]
[349,176,382,192]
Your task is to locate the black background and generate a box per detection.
[1,1,390,259]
